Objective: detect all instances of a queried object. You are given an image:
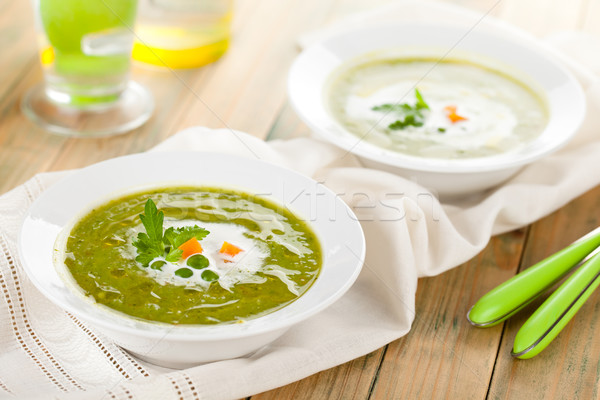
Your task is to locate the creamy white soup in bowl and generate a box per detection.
[288,23,586,197]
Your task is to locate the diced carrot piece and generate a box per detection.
[178,238,203,259]
[220,241,243,257]
[448,113,468,123]
[444,105,468,123]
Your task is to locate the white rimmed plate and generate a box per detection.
[288,23,586,197]
[19,151,365,368]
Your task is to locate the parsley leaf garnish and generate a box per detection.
[372,88,430,130]
[164,225,209,262]
[414,88,429,110]
[132,199,210,267]
[132,199,165,267]
[139,197,164,243]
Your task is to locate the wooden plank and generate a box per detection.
[367,230,527,400]
[46,67,211,172]
[0,0,37,104]
[488,185,600,400]
[0,64,69,192]
[0,0,338,189]
[252,350,385,400]
[0,0,342,190]
[1,1,258,181]
[171,0,339,137]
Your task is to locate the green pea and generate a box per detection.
[201,270,219,282]
[175,268,193,278]
[187,254,209,270]
[150,260,166,270]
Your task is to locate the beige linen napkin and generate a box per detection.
[2,1,600,399]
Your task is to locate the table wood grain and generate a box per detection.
[1,0,599,398]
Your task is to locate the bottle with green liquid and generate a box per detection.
[37,0,138,107]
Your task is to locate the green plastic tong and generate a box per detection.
[467,227,600,359]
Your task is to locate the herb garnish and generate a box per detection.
[372,88,430,130]
[132,199,210,267]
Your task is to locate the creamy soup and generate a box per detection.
[327,58,548,159]
[60,187,322,325]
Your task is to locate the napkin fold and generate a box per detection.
[2,1,600,399]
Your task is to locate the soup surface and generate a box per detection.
[61,187,322,325]
[327,58,548,159]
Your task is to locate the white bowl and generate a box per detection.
[288,23,586,197]
[19,152,365,368]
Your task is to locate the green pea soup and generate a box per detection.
[58,186,322,325]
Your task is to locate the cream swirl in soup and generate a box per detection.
[327,59,548,159]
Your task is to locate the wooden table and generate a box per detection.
[2,0,600,398]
